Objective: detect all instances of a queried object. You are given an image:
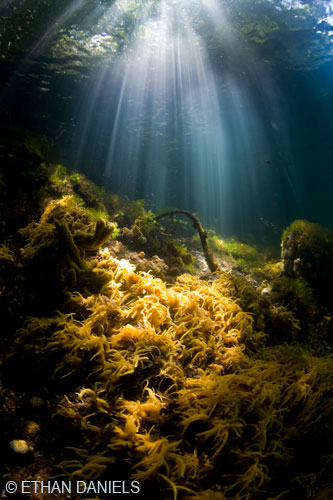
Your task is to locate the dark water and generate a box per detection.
[1,0,333,242]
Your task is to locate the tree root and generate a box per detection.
[155,210,220,273]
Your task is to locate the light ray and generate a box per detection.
[67,0,301,236]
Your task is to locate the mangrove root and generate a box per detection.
[155,210,221,273]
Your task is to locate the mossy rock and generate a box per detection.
[281,219,333,301]
[207,233,264,272]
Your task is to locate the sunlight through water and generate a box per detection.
[70,0,299,236]
[2,0,333,235]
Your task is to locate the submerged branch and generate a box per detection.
[155,209,220,273]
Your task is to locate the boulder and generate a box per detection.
[281,219,333,299]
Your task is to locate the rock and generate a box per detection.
[29,396,44,408]
[24,420,40,437]
[9,439,31,454]
[281,220,333,302]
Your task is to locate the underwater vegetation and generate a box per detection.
[205,231,265,273]
[281,220,333,304]
[1,140,333,500]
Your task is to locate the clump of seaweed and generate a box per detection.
[9,195,333,500]
[17,196,115,313]
[0,244,15,266]
[47,164,109,215]
[0,158,332,500]
[214,271,300,345]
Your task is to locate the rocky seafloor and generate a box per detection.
[1,135,333,500]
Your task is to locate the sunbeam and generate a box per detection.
[1,0,331,237]
[70,0,297,236]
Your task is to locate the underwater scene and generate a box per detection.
[1,0,333,499]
